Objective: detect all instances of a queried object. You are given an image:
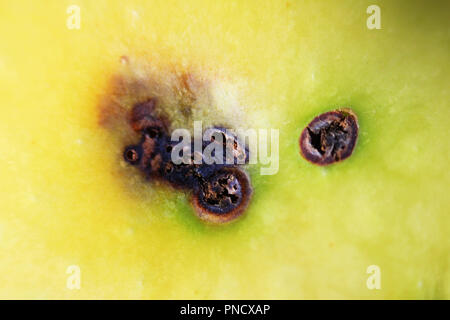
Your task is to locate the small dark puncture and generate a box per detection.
[123,145,142,165]
[123,100,252,223]
[299,108,359,166]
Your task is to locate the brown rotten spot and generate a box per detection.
[299,108,359,165]
[192,167,252,224]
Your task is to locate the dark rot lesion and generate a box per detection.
[299,108,359,165]
[123,99,252,224]
[192,167,252,224]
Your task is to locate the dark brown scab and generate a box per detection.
[192,167,252,224]
[299,108,358,165]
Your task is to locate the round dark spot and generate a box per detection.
[192,167,252,224]
[299,108,359,165]
[123,145,142,165]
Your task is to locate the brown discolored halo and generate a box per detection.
[192,167,252,224]
[299,108,359,166]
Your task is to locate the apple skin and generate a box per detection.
[0,0,448,299]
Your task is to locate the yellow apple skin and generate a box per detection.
[0,0,448,299]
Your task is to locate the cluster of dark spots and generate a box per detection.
[123,100,252,223]
[299,108,359,165]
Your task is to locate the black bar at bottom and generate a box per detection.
[0,300,443,318]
